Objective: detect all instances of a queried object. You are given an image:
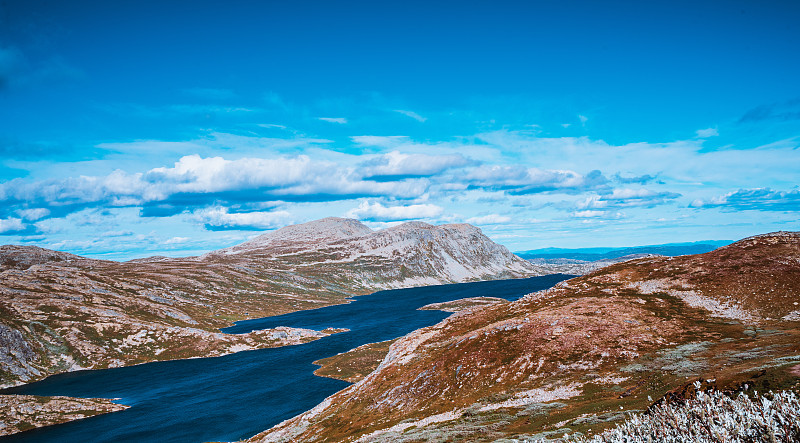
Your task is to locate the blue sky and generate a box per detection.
[1,0,799,260]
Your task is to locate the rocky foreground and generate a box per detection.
[249,232,800,442]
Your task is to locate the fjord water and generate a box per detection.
[2,275,570,442]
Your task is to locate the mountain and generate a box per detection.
[0,218,542,388]
[249,231,800,442]
[516,240,731,261]
[206,218,539,288]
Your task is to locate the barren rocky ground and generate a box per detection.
[249,231,800,442]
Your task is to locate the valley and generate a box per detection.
[2,219,798,441]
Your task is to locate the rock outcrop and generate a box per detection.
[0,394,128,436]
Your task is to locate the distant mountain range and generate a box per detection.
[516,240,733,261]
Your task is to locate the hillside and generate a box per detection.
[0,218,542,388]
[249,231,800,442]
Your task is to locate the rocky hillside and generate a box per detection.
[0,218,541,388]
[249,231,800,442]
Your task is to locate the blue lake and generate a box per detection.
[1,275,571,442]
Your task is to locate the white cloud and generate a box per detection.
[571,210,605,218]
[577,188,681,209]
[0,154,430,217]
[464,165,608,194]
[194,207,292,230]
[689,187,800,211]
[0,218,24,233]
[318,117,348,124]
[359,151,472,180]
[394,109,427,122]
[473,130,798,191]
[16,208,50,221]
[579,115,588,125]
[346,201,443,222]
[696,127,719,138]
[466,214,512,225]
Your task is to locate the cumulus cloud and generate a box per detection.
[464,165,609,194]
[466,214,512,225]
[394,109,427,122]
[578,188,681,209]
[359,151,473,181]
[17,208,51,221]
[195,207,292,230]
[689,188,800,211]
[0,218,24,234]
[0,154,430,222]
[318,117,348,124]
[346,201,443,222]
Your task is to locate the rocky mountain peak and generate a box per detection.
[221,217,374,253]
[383,221,435,232]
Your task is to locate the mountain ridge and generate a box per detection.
[516,240,732,261]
